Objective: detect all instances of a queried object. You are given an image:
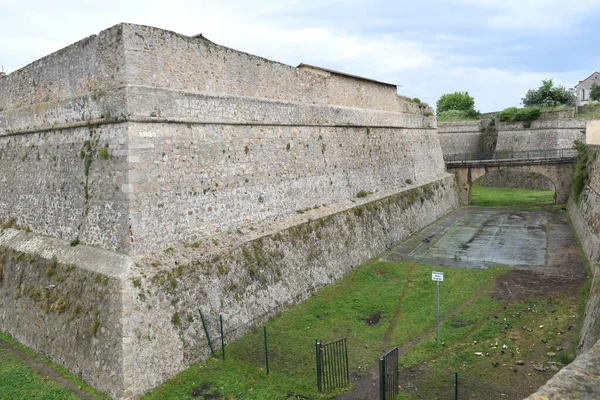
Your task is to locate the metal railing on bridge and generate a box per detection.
[444,148,577,163]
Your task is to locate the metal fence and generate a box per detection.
[444,148,577,162]
[316,337,350,393]
[195,310,530,398]
[379,347,399,400]
[398,368,531,399]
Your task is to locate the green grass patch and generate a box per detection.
[142,261,509,400]
[0,331,109,400]
[497,107,541,128]
[0,353,79,400]
[436,109,481,122]
[470,184,555,209]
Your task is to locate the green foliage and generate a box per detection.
[522,79,576,107]
[0,347,85,400]
[436,92,476,114]
[412,97,421,103]
[397,94,417,103]
[576,103,600,118]
[572,140,591,202]
[591,82,600,102]
[436,109,481,121]
[497,106,541,127]
[356,190,371,198]
[1,218,15,230]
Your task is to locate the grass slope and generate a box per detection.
[0,344,81,400]
[0,331,108,400]
[470,185,555,208]
[142,261,510,400]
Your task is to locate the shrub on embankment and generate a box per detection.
[572,140,593,202]
[497,106,541,128]
[437,109,481,121]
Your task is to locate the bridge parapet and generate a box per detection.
[444,148,577,163]
[447,148,577,205]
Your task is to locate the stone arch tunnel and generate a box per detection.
[450,163,576,205]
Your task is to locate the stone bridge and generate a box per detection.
[445,148,577,204]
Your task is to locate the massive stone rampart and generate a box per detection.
[529,144,600,399]
[0,23,458,398]
[438,120,497,155]
[1,24,440,256]
[495,118,586,152]
[566,145,600,352]
[438,116,586,158]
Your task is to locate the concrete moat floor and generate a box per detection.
[385,207,577,274]
[336,206,587,400]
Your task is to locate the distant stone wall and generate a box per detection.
[495,118,585,152]
[476,169,555,191]
[586,119,600,145]
[439,115,586,158]
[438,121,489,155]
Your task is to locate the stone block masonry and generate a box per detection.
[438,115,586,158]
[0,23,458,398]
[530,145,600,399]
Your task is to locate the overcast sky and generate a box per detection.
[1,0,599,112]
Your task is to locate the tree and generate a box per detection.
[521,79,577,107]
[591,83,600,102]
[436,92,475,114]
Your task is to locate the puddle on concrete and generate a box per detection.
[386,208,568,270]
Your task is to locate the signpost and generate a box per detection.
[432,271,444,343]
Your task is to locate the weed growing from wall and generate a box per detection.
[572,140,592,202]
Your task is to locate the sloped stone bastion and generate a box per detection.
[0,23,459,398]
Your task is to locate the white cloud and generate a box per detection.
[0,0,594,112]
[455,0,600,30]
[404,65,586,112]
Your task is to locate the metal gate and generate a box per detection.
[379,347,399,400]
[315,338,349,392]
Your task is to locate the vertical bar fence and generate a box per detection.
[315,338,350,393]
[263,326,270,375]
[199,310,214,355]
[379,347,399,400]
[219,314,225,360]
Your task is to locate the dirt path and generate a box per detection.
[383,263,414,349]
[397,289,485,358]
[333,284,486,400]
[0,338,98,400]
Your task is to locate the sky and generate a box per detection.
[1,0,599,112]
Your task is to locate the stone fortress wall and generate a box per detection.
[439,114,586,193]
[1,24,442,256]
[0,23,459,398]
[438,114,586,157]
[528,143,600,399]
